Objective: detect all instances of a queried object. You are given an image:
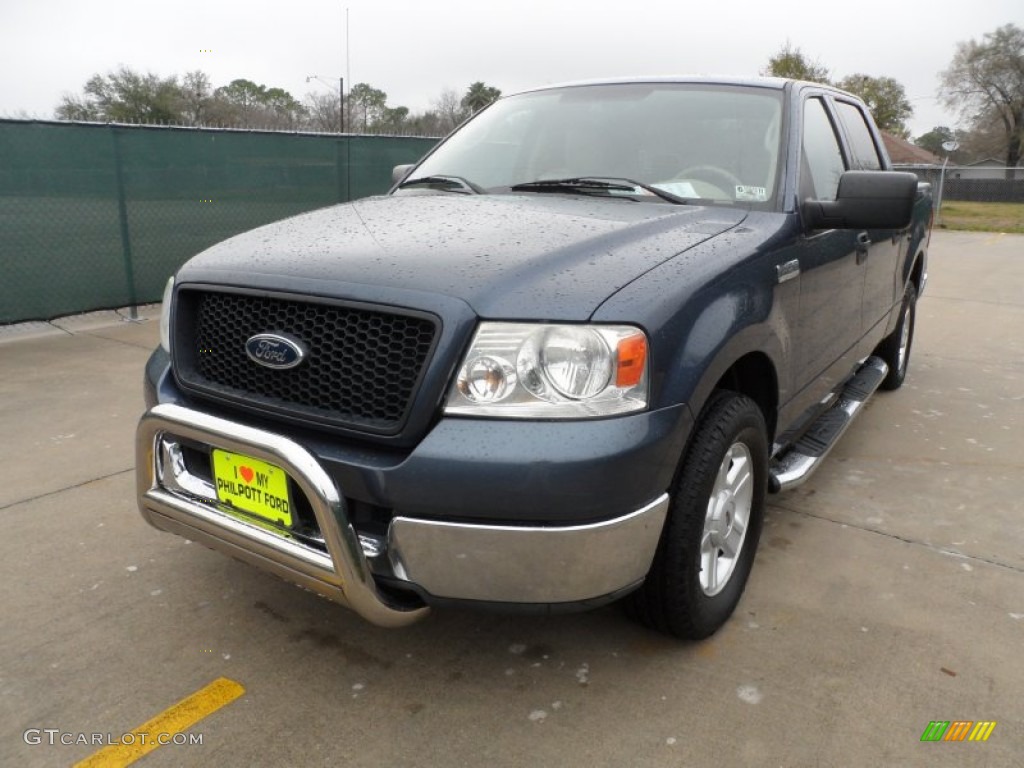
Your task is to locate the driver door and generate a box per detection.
[792,96,864,400]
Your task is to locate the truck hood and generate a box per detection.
[180,193,745,320]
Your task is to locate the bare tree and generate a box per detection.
[432,88,468,134]
[305,91,341,132]
[941,23,1024,178]
[958,110,1019,163]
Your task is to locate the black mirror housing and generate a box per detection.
[804,171,918,231]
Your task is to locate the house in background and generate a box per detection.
[950,159,1019,180]
[882,132,1023,201]
[880,132,941,168]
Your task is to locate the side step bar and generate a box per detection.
[769,356,888,493]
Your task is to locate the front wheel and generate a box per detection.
[626,391,768,639]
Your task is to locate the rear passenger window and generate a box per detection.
[801,98,846,201]
[835,101,882,170]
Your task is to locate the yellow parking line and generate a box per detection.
[74,677,245,768]
[983,232,1005,245]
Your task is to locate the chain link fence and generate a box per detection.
[0,119,439,324]
[894,165,1024,203]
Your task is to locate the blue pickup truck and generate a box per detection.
[137,77,932,639]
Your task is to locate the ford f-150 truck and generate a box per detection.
[137,77,932,639]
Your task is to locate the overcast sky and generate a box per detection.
[1,0,1019,137]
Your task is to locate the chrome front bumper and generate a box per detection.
[136,404,669,626]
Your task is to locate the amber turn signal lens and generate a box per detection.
[615,333,647,388]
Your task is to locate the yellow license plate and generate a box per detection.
[211,449,293,527]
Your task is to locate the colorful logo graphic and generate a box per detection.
[920,721,996,742]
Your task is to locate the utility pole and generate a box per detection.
[344,7,350,133]
[346,7,351,103]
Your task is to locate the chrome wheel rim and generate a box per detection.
[700,442,754,596]
[897,303,912,373]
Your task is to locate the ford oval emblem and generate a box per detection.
[245,333,307,370]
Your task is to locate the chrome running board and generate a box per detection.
[769,356,888,493]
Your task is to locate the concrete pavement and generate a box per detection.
[0,231,1021,767]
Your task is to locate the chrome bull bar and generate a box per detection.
[135,403,429,628]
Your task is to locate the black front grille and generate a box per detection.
[175,290,438,434]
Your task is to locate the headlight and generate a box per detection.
[159,276,174,352]
[445,323,648,418]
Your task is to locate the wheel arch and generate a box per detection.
[909,248,926,295]
[672,330,783,448]
[881,245,925,341]
[710,352,779,441]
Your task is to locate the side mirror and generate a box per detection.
[392,164,415,186]
[804,171,917,230]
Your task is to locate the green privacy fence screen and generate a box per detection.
[0,119,439,324]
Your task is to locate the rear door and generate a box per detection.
[831,99,904,339]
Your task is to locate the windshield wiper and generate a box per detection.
[510,177,687,204]
[398,175,485,194]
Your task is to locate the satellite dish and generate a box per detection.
[942,141,960,152]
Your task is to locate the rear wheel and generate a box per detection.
[877,282,917,391]
[626,391,768,639]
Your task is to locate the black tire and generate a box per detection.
[877,282,917,391]
[626,391,768,639]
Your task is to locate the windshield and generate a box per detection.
[402,83,784,207]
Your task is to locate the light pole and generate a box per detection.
[306,75,344,133]
[936,140,960,228]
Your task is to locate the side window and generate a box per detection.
[835,101,882,170]
[801,98,846,200]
